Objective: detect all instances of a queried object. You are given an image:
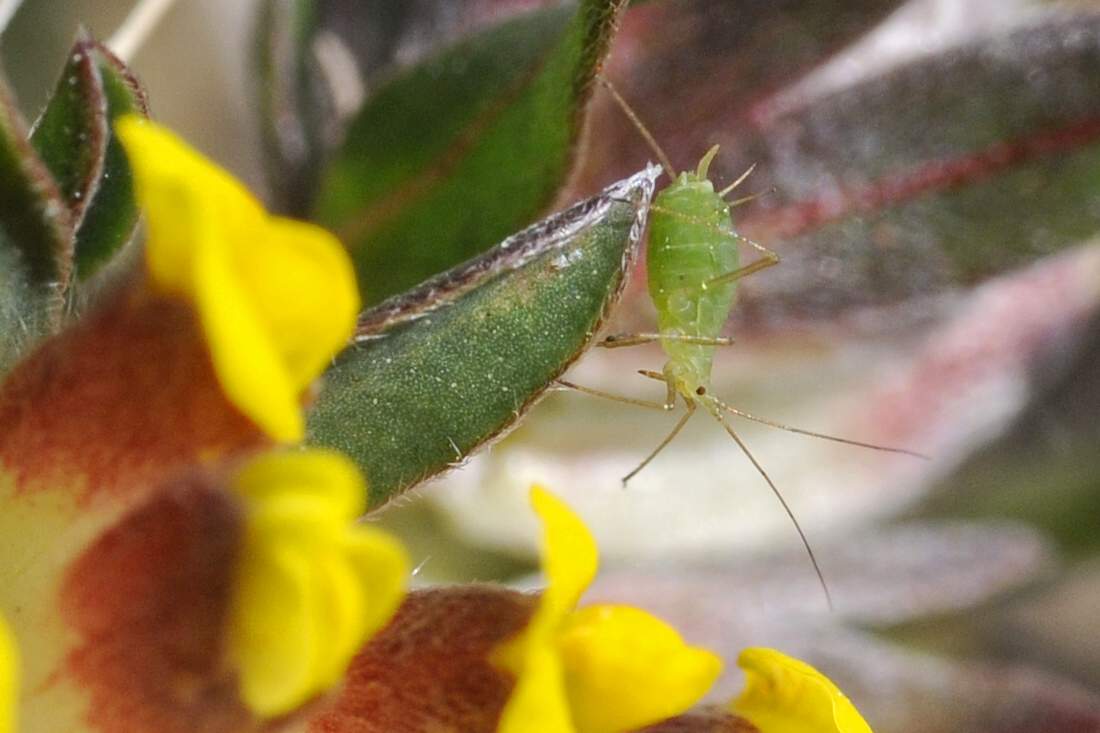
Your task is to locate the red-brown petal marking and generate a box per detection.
[60,473,259,733]
[637,708,760,733]
[308,586,535,733]
[0,288,265,504]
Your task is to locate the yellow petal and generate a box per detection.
[227,449,409,719]
[496,637,575,733]
[732,648,873,733]
[493,487,598,733]
[236,216,360,389]
[341,527,409,639]
[232,449,365,520]
[0,615,17,733]
[557,604,722,733]
[229,544,319,717]
[309,551,368,688]
[115,116,264,296]
[246,496,346,554]
[193,226,303,441]
[530,486,597,619]
[116,116,360,443]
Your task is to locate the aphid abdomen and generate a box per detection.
[647,174,738,392]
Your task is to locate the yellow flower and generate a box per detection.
[226,449,408,717]
[732,647,873,733]
[115,117,360,443]
[0,614,16,733]
[494,486,721,733]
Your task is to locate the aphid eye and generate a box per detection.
[695,386,706,395]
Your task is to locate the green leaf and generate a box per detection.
[29,36,105,229]
[572,5,1100,330]
[914,294,1100,558]
[255,2,555,217]
[711,11,1100,324]
[0,68,73,372]
[574,0,906,195]
[307,165,659,508]
[71,43,147,281]
[312,0,629,306]
[32,36,148,282]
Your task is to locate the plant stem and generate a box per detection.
[107,0,180,63]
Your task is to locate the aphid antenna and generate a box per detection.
[705,401,834,610]
[710,395,930,460]
[624,373,834,608]
[596,73,679,180]
[632,372,927,461]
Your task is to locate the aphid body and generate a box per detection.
[647,146,737,404]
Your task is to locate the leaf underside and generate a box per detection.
[307,165,659,508]
[723,13,1100,323]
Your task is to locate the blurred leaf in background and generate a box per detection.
[0,22,149,373]
[280,2,1100,730]
[259,0,630,304]
[0,68,71,371]
[251,2,1100,728]
[414,0,1100,556]
[3,0,1100,731]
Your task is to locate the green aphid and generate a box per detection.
[559,79,927,607]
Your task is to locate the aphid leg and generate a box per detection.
[599,332,735,349]
[704,237,780,289]
[703,399,834,610]
[596,74,678,179]
[719,164,774,207]
[717,163,757,197]
[702,257,777,288]
[726,190,770,208]
[622,399,695,486]
[740,234,782,263]
[710,396,929,459]
[553,379,673,411]
[634,369,680,411]
[643,369,679,411]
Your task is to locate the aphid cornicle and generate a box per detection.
[558,77,927,607]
